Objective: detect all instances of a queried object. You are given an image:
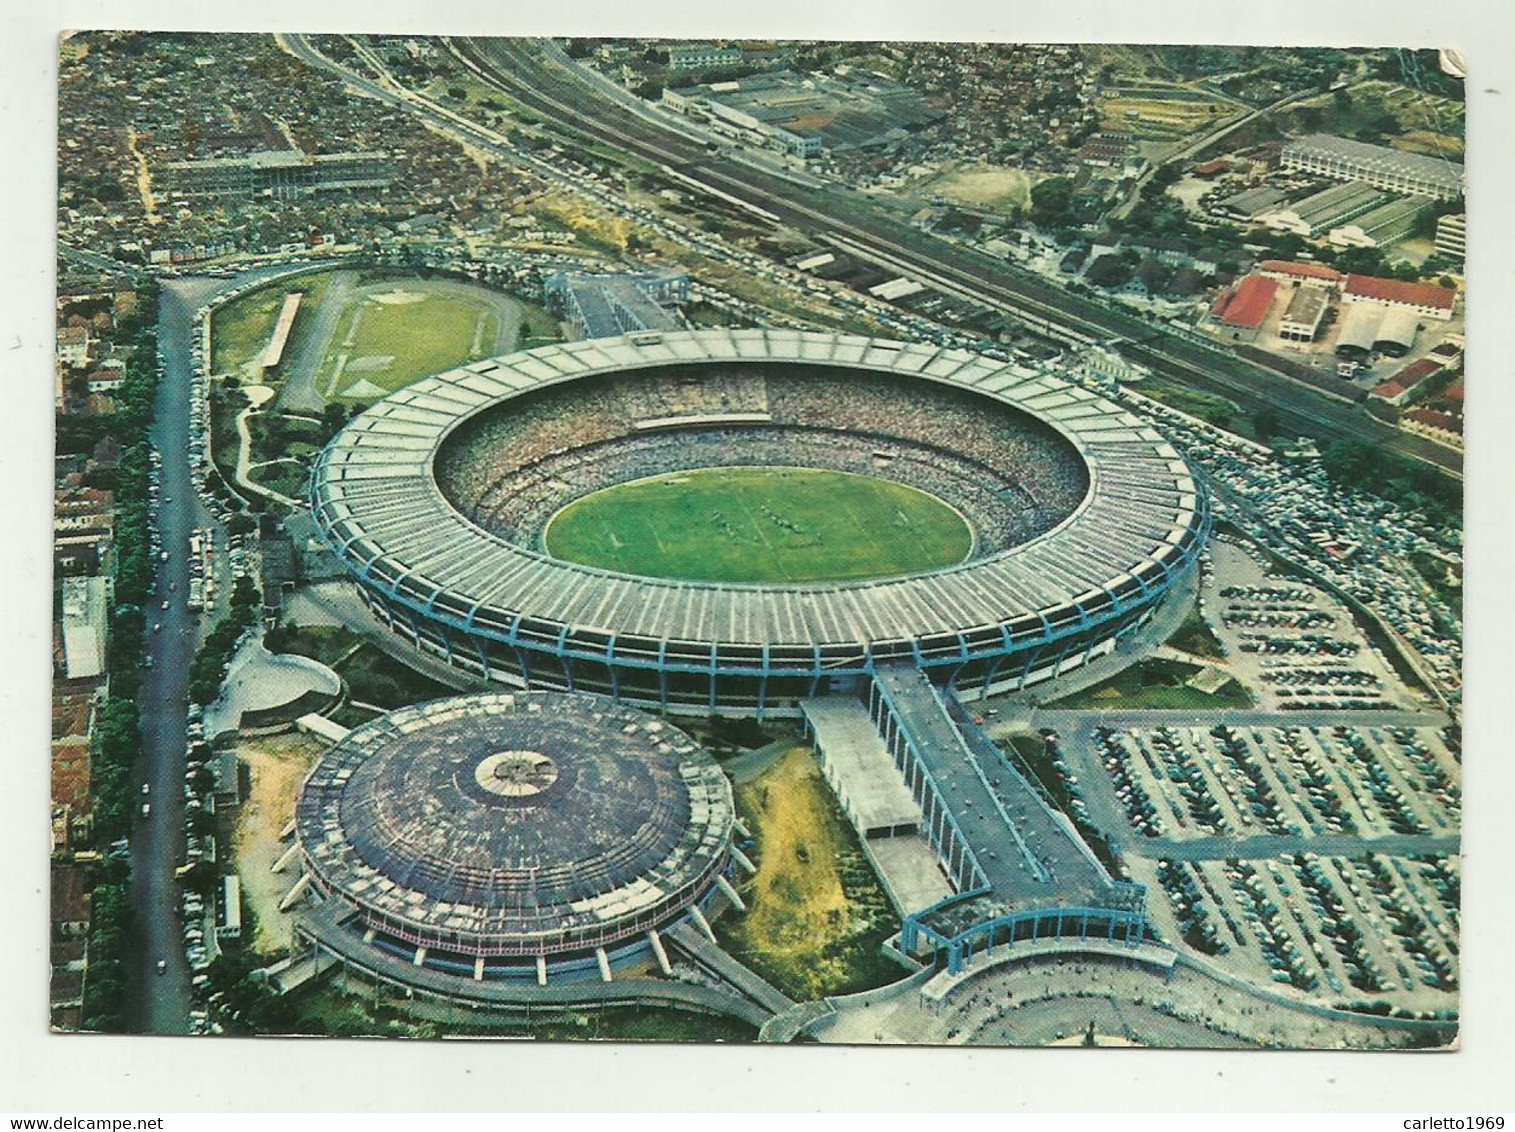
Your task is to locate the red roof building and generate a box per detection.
[1210,275,1279,331]
[1257,260,1344,285]
[1344,275,1457,318]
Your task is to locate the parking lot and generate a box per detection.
[1131,850,1458,1012]
[1198,538,1420,712]
[1087,720,1460,844]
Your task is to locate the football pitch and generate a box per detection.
[542,467,974,585]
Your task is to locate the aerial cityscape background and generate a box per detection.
[49,32,1466,1051]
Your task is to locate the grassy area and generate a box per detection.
[276,983,756,1042]
[1048,658,1253,710]
[1167,604,1227,659]
[319,288,504,403]
[1137,378,1254,437]
[715,748,902,1001]
[544,467,973,585]
[210,271,334,382]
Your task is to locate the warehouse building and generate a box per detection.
[1280,135,1465,200]
[1335,303,1384,359]
[1262,181,1388,236]
[1329,196,1429,249]
[1372,307,1422,358]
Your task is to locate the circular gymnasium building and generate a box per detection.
[294,691,735,982]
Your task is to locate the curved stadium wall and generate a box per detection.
[310,329,1208,715]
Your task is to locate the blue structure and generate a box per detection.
[544,270,689,339]
[865,667,1148,975]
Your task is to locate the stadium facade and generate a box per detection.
[309,328,1208,717]
[294,691,736,984]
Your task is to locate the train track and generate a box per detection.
[300,34,1461,475]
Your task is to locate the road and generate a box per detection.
[127,264,317,1034]
[128,277,218,1033]
[442,37,1459,477]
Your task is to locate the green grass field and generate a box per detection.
[1047,658,1254,710]
[542,467,974,584]
[321,290,502,403]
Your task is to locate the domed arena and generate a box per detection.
[294,691,735,980]
[311,328,1207,713]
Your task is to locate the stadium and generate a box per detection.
[309,328,1207,716]
[293,691,736,984]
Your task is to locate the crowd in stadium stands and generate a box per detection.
[434,364,1090,562]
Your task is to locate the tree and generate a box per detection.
[1253,407,1281,441]
[1030,177,1074,226]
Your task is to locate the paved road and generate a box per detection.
[128,277,220,1033]
[127,264,316,1034]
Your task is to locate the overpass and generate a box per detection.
[834,667,1149,974]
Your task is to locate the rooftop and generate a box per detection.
[297,692,733,953]
[1211,276,1279,329]
[1344,274,1457,312]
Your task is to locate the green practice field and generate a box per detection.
[320,288,505,402]
[543,467,974,584]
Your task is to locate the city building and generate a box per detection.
[1278,285,1329,343]
[666,42,743,74]
[1343,274,1457,320]
[1208,275,1279,342]
[1280,134,1465,200]
[1256,260,1344,287]
[1401,407,1463,449]
[1262,181,1388,237]
[155,148,394,201]
[1217,185,1287,221]
[1435,213,1466,261]
[60,575,108,680]
[1328,196,1429,249]
[662,70,941,159]
[1371,357,1444,406]
[56,326,90,369]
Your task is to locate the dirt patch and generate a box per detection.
[231,731,328,952]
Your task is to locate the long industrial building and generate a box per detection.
[1280,135,1464,200]
[155,148,394,201]
[309,329,1207,715]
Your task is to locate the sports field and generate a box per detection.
[318,287,509,402]
[542,467,974,584]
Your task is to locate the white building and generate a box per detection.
[61,576,109,679]
[1280,135,1464,200]
[1434,213,1466,261]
